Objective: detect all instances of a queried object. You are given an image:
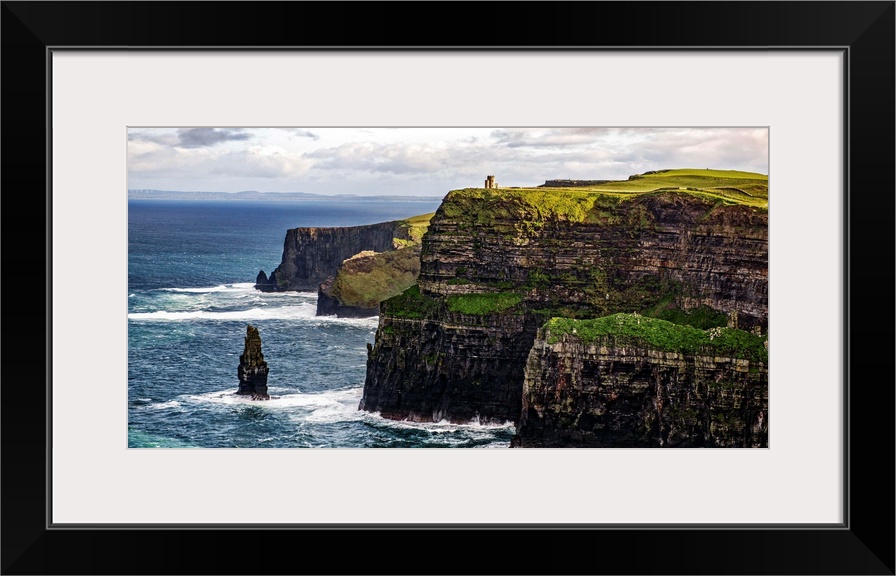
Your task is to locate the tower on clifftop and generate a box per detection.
[484,175,498,189]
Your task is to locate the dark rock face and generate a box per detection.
[513,333,768,447]
[254,221,412,292]
[360,310,541,424]
[317,276,379,318]
[237,324,270,400]
[361,190,768,428]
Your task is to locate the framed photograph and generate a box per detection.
[4,2,892,574]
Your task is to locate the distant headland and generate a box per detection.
[127,190,443,202]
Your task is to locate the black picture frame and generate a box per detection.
[2,2,893,574]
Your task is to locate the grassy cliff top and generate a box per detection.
[578,168,767,207]
[394,212,435,247]
[330,246,422,309]
[325,213,432,308]
[442,169,767,223]
[544,313,767,364]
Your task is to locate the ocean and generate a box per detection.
[127,199,516,448]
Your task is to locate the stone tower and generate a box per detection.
[237,324,270,400]
[484,175,498,189]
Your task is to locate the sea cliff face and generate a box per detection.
[418,190,768,331]
[361,292,539,423]
[360,184,768,433]
[513,317,768,447]
[255,221,411,292]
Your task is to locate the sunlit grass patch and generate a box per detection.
[545,313,767,363]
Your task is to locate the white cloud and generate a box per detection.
[127,127,768,195]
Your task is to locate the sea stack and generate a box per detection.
[237,324,270,400]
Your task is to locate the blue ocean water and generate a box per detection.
[128,199,515,448]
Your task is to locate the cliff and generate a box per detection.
[361,286,539,423]
[417,188,768,330]
[360,170,768,436]
[513,314,768,447]
[257,213,434,318]
[316,246,423,318]
[255,221,408,292]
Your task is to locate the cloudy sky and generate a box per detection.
[127,127,768,197]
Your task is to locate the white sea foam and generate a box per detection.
[162,282,257,294]
[131,284,377,327]
[160,284,316,300]
[182,390,304,408]
[128,305,378,327]
[128,304,316,321]
[146,400,182,410]
[186,387,366,424]
[185,391,258,405]
[175,387,512,444]
[362,411,515,432]
[270,291,317,299]
[188,387,355,405]
[300,388,366,424]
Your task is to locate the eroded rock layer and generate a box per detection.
[417,191,768,331]
[514,324,768,447]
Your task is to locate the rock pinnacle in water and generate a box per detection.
[237,324,270,400]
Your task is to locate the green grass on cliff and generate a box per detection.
[442,188,606,225]
[331,247,422,308]
[589,168,767,199]
[384,285,525,318]
[326,212,433,307]
[383,284,441,319]
[441,169,767,226]
[544,313,767,364]
[446,292,523,315]
[640,295,729,329]
[393,212,435,247]
[554,169,767,208]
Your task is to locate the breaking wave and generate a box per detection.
[128,286,377,327]
[128,304,318,321]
